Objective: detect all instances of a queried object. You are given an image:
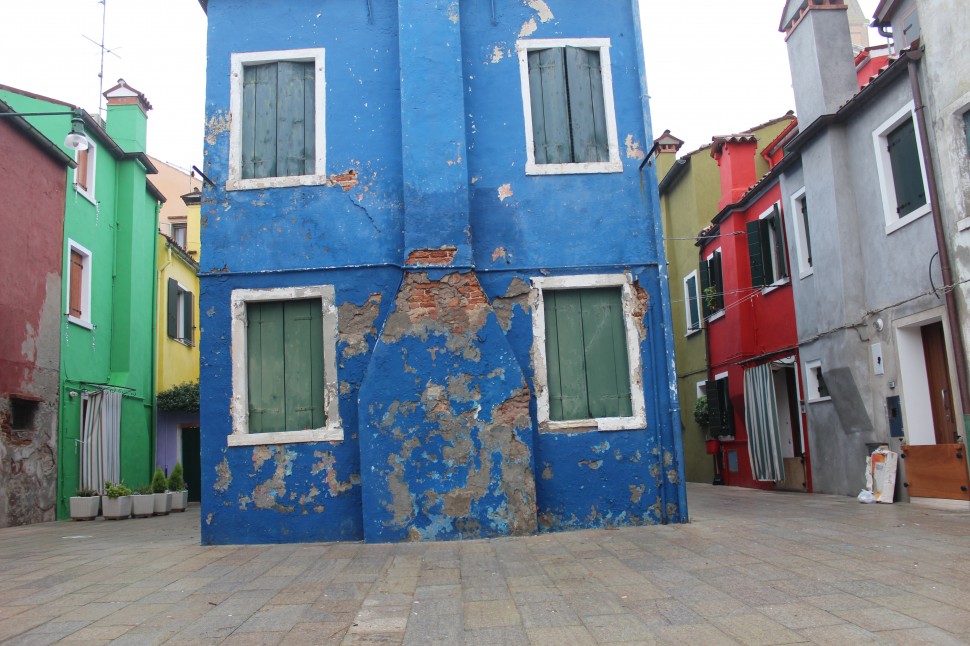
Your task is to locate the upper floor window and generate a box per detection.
[873,103,930,233]
[963,109,970,158]
[790,188,813,278]
[171,223,187,249]
[747,203,789,289]
[74,142,96,204]
[167,278,194,346]
[683,270,701,334]
[228,49,326,191]
[67,240,93,329]
[700,248,724,320]
[516,39,622,176]
[804,360,830,402]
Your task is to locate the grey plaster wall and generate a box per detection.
[785,9,859,125]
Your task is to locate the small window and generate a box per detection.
[517,39,622,175]
[74,142,96,203]
[531,274,646,432]
[963,109,970,158]
[66,240,92,328]
[805,360,830,402]
[229,286,341,445]
[10,398,39,431]
[167,278,194,345]
[874,103,930,232]
[790,188,813,277]
[171,223,187,249]
[706,374,733,438]
[683,270,701,334]
[700,249,724,319]
[228,48,326,191]
[747,203,789,288]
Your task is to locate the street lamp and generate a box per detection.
[0,107,91,151]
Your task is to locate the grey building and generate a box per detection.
[777,0,969,498]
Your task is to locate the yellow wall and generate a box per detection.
[157,235,200,392]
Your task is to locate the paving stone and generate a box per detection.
[463,599,520,629]
[525,624,597,646]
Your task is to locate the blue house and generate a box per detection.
[198,0,686,544]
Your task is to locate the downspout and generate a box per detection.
[906,50,970,439]
[150,202,161,476]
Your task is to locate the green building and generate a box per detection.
[655,114,795,483]
[0,81,163,517]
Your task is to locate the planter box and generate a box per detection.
[102,495,132,520]
[171,490,188,512]
[132,494,155,518]
[705,439,721,455]
[153,492,173,515]
[69,496,100,521]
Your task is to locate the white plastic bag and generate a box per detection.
[857,489,875,504]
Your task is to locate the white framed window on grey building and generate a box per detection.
[804,360,830,402]
[228,48,326,191]
[228,286,342,446]
[747,203,789,289]
[873,102,931,233]
[790,188,813,278]
[683,270,701,335]
[516,38,622,176]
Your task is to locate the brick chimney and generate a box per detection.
[653,130,685,180]
[711,134,758,210]
[103,79,152,153]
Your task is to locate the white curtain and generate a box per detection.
[744,364,785,482]
[79,390,122,492]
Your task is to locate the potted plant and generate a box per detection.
[168,463,189,512]
[102,481,133,520]
[151,467,172,515]
[132,484,155,518]
[69,487,101,521]
[694,396,719,454]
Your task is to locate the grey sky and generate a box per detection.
[2,1,882,172]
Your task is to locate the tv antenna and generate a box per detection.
[82,0,123,121]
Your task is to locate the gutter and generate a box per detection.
[0,100,76,168]
[657,158,690,195]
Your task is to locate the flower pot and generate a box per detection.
[705,439,721,455]
[69,496,100,521]
[101,495,132,520]
[131,494,155,518]
[171,490,188,512]
[153,491,172,515]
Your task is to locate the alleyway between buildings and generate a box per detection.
[2,484,970,644]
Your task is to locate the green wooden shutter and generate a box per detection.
[712,252,724,311]
[282,300,325,430]
[253,63,280,179]
[167,278,178,339]
[686,275,700,330]
[544,290,590,420]
[247,301,286,433]
[581,288,631,418]
[963,110,970,158]
[707,379,722,435]
[277,62,309,178]
[800,196,813,267]
[241,65,258,179]
[747,220,766,288]
[886,117,926,217]
[183,290,194,345]
[700,259,712,318]
[770,205,787,279]
[528,49,572,164]
[303,62,316,176]
[564,47,609,163]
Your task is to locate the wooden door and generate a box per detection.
[921,322,957,444]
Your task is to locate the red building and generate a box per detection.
[697,126,811,492]
[0,99,73,527]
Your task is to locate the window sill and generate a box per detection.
[75,185,96,205]
[539,413,646,434]
[227,173,327,192]
[806,396,832,404]
[67,315,93,330]
[227,426,344,446]
[761,278,790,295]
[685,328,703,338]
[798,268,814,280]
[526,160,623,176]
[885,203,931,235]
[173,338,194,348]
[707,311,725,323]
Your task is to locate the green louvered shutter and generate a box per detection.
[581,288,632,418]
[711,252,724,311]
[277,62,310,178]
[242,61,314,180]
[565,47,609,163]
[183,290,194,345]
[303,62,316,176]
[700,259,712,318]
[247,301,286,432]
[770,206,787,279]
[528,49,571,164]
[707,379,722,436]
[800,196,813,267]
[167,278,178,339]
[686,274,700,331]
[544,290,589,420]
[886,117,927,217]
[747,220,766,288]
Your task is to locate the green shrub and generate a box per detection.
[134,484,153,495]
[75,487,99,497]
[151,467,168,493]
[157,381,199,412]
[168,463,186,492]
[693,396,709,428]
[104,482,132,498]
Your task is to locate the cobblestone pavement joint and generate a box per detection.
[2,484,970,644]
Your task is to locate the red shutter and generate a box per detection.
[76,150,89,191]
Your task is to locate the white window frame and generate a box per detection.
[804,359,831,403]
[530,273,646,432]
[228,285,342,446]
[227,48,327,192]
[705,248,725,323]
[171,222,187,249]
[758,202,790,292]
[696,380,707,398]
[790,187,813,279]
[683,270,701,336]
[516,38,623,176]
[173,280,192,345]
[66,239,93,330]
[873,101,931,234]
[74,141,97,204]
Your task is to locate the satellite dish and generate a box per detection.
[64,132,90,151]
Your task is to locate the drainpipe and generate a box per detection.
[150,203,161,476]
[906,50,970,440]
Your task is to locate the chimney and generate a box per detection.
[103,78,151,153]
[779,0,858,125]
[711,135,758,211]
[653,130,685,181]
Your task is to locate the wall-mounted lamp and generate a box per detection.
[0,107,90,151]
[873,318,884,332]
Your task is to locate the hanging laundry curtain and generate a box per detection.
[743,363,785,482]
[79,390,122,492]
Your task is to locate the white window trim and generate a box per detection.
[790,187,813,279]
[704,248,725,322]
[516,38,623,176]
[74,141,97,205]
[873,101,931,234]
[173,280,192,346]
[804,359,831,403]
[696,380,706,398]
[683,270,701,336]
[227,48,327,192]
[66,239,93,330]
[758,202,789,290]
[228,285,342,446]
[530,273,646,433]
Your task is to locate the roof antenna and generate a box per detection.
[83,0,122,122]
